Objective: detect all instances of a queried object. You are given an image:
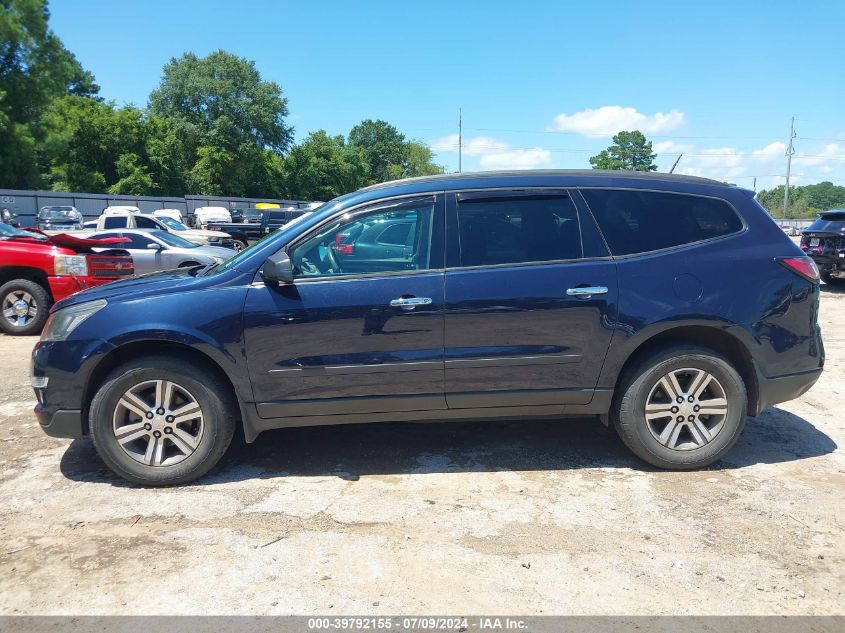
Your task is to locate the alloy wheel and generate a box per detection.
[644,368,729,451]
[2,290,38,329]
[112,379,204,466]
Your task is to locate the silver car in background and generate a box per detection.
[87,229,236,275]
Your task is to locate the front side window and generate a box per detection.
[456,194,582,267]
[581,189,743,256]
[290,201,435,278]
[135,216,160,229]
[123,233,155,249]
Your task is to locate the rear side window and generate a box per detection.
[103,216,127,229]
[456,194,581,267]
[581,189,743,256]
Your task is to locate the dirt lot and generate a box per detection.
[0,288,843,616]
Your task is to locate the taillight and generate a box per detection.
[778,256,819,283]
[208,226,221,231]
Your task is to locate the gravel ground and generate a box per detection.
[0,287,843,615]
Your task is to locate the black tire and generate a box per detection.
[89,355,236,486]
[821,272,844,286]
[612,345,747,470]
[233,239,248,251]
[0,278,52,336]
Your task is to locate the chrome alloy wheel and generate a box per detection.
[644,368,729,451]
[2,290,37,329]
[112,380,204,466]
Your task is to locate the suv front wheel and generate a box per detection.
[613,345,747,469]
[89,356,236,485]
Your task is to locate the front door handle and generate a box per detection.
[390,296,432,308]
[566,286,609,297]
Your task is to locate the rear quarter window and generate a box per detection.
[580,189,743,256]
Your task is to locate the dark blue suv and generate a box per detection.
[31,171,824,485]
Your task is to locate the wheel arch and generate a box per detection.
[611,325,759,417]
[82,340,244,434]
[0,266,53,300]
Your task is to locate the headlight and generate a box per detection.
[207,237,220,243]
[54,254,88,276]
[41,300,107,342]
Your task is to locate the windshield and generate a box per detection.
[0,223,48,240]
[244,209,263,221]
[157,216,188,231]
[151,230,197,248]
[806,215,845,233]
[40,206,80,220]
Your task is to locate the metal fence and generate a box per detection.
[0,189,314,226]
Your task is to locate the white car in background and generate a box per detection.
[154,208,185,224]
[193,206,231,229]
[103,205,142,215]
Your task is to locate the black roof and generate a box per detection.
[359,169,730,192]
[819,208,845,217]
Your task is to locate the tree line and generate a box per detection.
[755,181,845,219]
[0,0,443,200]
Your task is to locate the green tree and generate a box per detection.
[148,50,293,196]
[348,119,408,184]
[40,96,151,193]
[589,130,657,171]
[284,130,369,200]
[108,152,156,195]
[756,181,845,219]
[0,0,99,188]
[404,141,444,177]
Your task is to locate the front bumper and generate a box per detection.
[31,337,115,439]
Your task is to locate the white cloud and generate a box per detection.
[548,106,686,137]
[428,134,551,170]
[654,140,845,189]
[429,134,509,156]
[479,148,552,170]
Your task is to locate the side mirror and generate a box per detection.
[146,243,163,251]
[261,251,294,285]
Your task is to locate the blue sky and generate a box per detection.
[51,0,845,190]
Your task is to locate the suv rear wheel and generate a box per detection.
[0,279,51,336]
[89,356,236,485]
[612,345,747,469]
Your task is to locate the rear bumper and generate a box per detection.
[753,367,823,416]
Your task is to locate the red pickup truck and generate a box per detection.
[0,224,134,335]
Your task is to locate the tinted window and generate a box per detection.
[135,216,159,229]
[806,215,845,233]
[377,222,413,246]
[123,233,154,249]
[581,189,743,256]
[456,194,581,267]
[103,216,127,229]
[291,202,434,278]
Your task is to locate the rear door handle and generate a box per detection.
[390,297,433,308]
[566,286,608,297]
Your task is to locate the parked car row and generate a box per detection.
[0,223,135,335]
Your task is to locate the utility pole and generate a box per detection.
[458,107,462,173]
[752,177,757,193]
[783,116,796,219]
[668,153,683,173]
